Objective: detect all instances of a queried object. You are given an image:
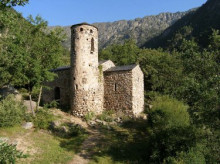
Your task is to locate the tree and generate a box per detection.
[0,9,28,88]
[99,39,140,65]
[22,15,65,114]
[0,0,28,7]
[138,49,184,96]
[0,9,65,115]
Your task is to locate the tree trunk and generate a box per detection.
[36,86,42,111]
[29,93,35,117]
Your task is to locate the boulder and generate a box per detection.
[22,122,34,129]
[60,126,69,133]
[23,100,37,113]
[0,137,9,142]
[50,120,61,130]
[95,119,107,125]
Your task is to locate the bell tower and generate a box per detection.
[70,23,103,116]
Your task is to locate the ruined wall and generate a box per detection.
[42,69,70,107]
[70,24,103,116]
[132,66,144,116]
[104,70,133,115]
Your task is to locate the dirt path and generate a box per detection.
[67,125,103,164]
[68,127,103,164]
[52,109,103,164]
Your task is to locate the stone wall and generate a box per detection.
[104,70,133,115]
[132,65,144,116]
[103,65,144,116]
[42,69,70,107]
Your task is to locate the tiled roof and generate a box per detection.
[51,66,70,72]
[51,63,138,72]
[98,60,109,65]
[105,64,137,72]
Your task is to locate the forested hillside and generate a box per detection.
[98,0,219,163]
[51,11,189,50]
[143,0,220,48]
[0,0,219,163]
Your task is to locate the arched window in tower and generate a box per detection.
[91,37,95,53]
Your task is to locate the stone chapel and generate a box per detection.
[42,23,144,117]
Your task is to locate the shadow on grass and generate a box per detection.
[91,119,150,164]
[59,135,87,153]
[91,118,197,164]
[49,122,89,153]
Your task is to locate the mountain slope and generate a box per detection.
[143,0,220,48]
[52,11,189,50]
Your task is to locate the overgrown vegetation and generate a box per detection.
[0,0,219,163]
[0,139,26,163]
[0,2,67,115]
[33,108,54,130]
[0,95,26,127]
[99,26,220,162]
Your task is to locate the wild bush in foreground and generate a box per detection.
[0,140,25,163]
[34,108,54,129]
[146,95,200,163]
[0,95,26,127]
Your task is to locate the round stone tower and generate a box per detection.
[70,23,103,116]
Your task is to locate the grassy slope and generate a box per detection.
[0,122,87,163]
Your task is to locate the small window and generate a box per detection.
[114,83,117,91]
[90,29,93,33]
[54,87,60,100]
[75,84,78,90]
[80,28,83,32]
[91,37,95,53]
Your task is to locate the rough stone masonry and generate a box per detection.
[42,23,144,117]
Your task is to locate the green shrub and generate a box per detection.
[68,124,86,136]
[44,100,59,108]
[84,112,95,122]
[146,95,194,163]
[165,144,206,164]
[34,108,54,129]
[0,95,26,127]
[149,95,190,130]
[97,110,115,122]
[0,140,26,163]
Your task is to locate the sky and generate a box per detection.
[14,0,207,26]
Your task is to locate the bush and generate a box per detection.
[34,108,54,129]
[146,95,194,163]
[97,110,115,122]
[84,112,95,122]
[0,140,26,163]
[0,95,26,127]
[148,95,190,130]
[44,100,59,108]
